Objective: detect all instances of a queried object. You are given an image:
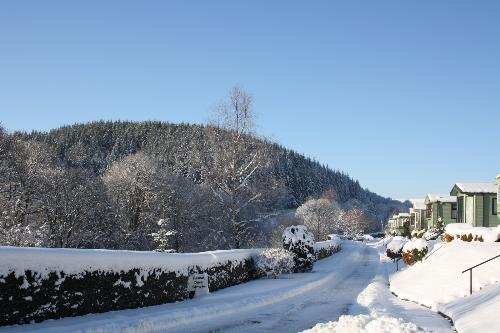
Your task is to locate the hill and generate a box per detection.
[1,121,406,251]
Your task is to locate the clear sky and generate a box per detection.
[1,0,499,200]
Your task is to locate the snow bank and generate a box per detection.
[390,241,500,310]
[438,283,500,333]
[0,246,261,279]
[445,223,500,242]
[302,313,425,333]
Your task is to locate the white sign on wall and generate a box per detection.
[187,272,210,297]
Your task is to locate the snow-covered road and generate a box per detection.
[2,241,453,333]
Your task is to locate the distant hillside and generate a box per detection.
[22,121,405,224]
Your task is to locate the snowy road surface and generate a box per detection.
[2,241,452,333]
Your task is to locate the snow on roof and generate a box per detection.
[426,194,456,203]
[397,213,410,218]
[408,198,426,210]
[454,182,497,194]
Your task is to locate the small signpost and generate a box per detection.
[187,272,210,297]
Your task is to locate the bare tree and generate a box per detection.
[342,207,369,238]
[205,86,269,248]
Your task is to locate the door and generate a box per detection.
[466,196,474,225]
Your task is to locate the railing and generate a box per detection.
[462,254,500,295]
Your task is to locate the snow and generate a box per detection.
[0,246,261,279]
[301,313,425,333]
[302,239,452,333]
[397,213,410,218]
[402,239,427,253]
[387,237,407,253]
[439,283,500,333]
[454,182,497,194]
[0,240,454,333]
[445,223,500,242]
[390,241,500,310]
[1,240,452,333]
[425,194,456,203]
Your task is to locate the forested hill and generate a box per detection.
[22,121,404,219]
[1,120,407,252]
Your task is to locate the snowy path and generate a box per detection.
[1,241,453,333]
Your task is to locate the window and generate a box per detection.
[426,204,432,218]
[493,198,498,215]
[451,203,457,219]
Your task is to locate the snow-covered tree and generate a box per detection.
[102,152,174,250]
[282,225,315,272]
[295,197,344,241]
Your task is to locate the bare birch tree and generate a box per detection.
[205,86,269,248]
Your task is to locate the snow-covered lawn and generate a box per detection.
[1,240,454,333]
[390,241,500,309]
[390,240,500,333]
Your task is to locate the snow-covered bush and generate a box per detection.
[411,230,425,239]
[255,248,295,278]
[386,236,407,259]
[283,225,315,272]
[402,238,428,265]
[444,223,500,243]
[423,228,441,241]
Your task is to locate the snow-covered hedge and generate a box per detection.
[255,248,295,278]
[314,236,341,260]
[283,225,315,272]
[401,239,428,265]
[444,223,500,243]
[0,246,260,326]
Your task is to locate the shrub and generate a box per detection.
[443,233,454,242]
[401,221,411,238]
[424,228,442,241]
[283,225,315,272]
[255,248,295,278]
[402,239,428,265]
[411,230,425,239]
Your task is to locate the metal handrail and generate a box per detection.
[462,254,500,295]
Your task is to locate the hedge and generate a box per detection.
[0,241,340,327]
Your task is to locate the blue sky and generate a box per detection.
[1,0,499,199]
